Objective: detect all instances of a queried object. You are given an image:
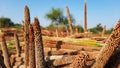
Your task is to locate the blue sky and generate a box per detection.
[0,0,120,29]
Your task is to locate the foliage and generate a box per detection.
[72,25,84,33]
[0,17,14,28]
[0,40,15,50]
[78,25,84,32]
[90,23,103,33]
[96,23,103,31]
[0,17,22,28]
[90,27,99,33]
[46,8,63,24]
[45,7,75,26]
[46,24,66,31]
[46,24,57,30]
[11,23,22,28]
[106,28,113,34]
[6,40,15,47]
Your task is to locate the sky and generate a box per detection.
[0,0,120,29]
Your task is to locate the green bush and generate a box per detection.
[78,25,84,32]
[106,28,113,34]
[90,27,99,34]
[90,23,103,34]
[46,24,57,31]
[0,17,22,28]
[0,17,14,28]
[11,23,22,28]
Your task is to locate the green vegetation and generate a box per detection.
[46,8,63,24]
[90,23,103,34]
[0,39,24,50]
[11,23,22,28]
[73,25,84,33]
[0,17,22,28]
[45,7,75,27]
[6,40,15,46]
[43,36,102,46]
[0,40,14,50]
[106,28,113,34]
[90,23,113,34]
[78,25,84,32]
[0,17,14,28]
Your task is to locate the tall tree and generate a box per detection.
[66,6,73,35]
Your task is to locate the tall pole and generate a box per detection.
[66,6,73,35]
[29,24,35,68]
[33,17,45,68]
[84,0,87,32]
[102,25,106,37]
[24,5,30,68]
[92,19,120,68]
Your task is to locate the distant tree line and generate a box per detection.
[90,23,113,34]
[0,17,22,28]
[90,23,103,33]
[45,7,113,34]
[45,7,76,31]
[0,8,113,34]
[45,8,75,26]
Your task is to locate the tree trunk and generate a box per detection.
[92,19,120,68]
[14,32,21,57]
[33,17,45,68]
[0,33,12,68]
[23,5,30,68]
[29,24,35,68]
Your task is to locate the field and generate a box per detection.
[0,27,112,68]
[0,3,120,68]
